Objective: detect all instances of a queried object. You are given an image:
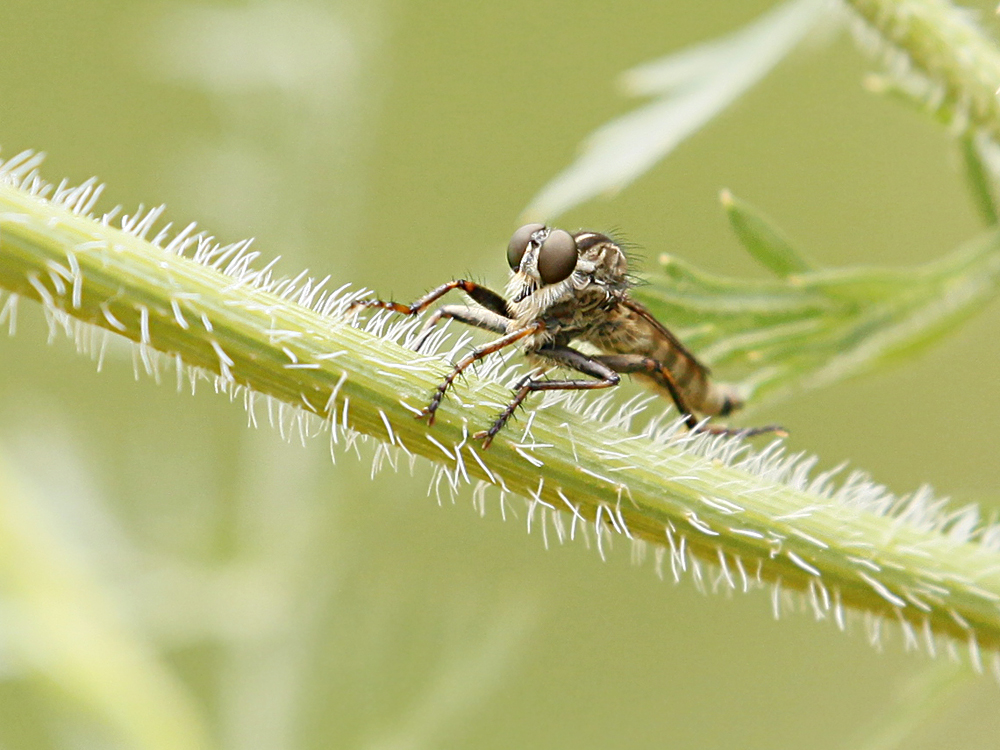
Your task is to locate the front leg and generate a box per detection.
[352,280,511,319]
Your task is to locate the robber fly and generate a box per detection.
[355,224,783,447]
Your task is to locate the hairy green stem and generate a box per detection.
[2,175,1000,662]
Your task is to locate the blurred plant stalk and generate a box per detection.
[846,0,1000,140]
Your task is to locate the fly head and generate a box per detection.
[504,224,630,320]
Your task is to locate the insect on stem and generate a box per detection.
[353,224,785,447]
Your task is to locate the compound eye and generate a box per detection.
[537,229,577,284]
[507,223,545,269]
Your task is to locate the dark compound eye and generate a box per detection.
[537,229,577,284]
[507,222,545,270]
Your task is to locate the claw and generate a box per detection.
[472,430,494,449]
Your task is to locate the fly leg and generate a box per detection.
[352,280,509,319]
[412,305,509,352]
[421,322,543,425]
[351,280,512,351]
[475,345,621,447]
[594,354,785,438]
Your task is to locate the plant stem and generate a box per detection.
[844,0,1000,139]
[2,172,1000,663]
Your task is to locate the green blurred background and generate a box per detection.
[1,0,999,747]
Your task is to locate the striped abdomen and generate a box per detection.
[584,298,742,417]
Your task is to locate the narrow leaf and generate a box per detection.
[523,0,828,220]
[0,456,213,750]
[960,134,1000,227]
[720,189,816,275]
[636,226,1000,404]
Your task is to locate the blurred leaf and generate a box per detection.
[0,453,213,750]
[524,0,829,220]
[842,662,969,750]
[720,189,816,276]
[960,134,1000,227]
[635,219,1000,408]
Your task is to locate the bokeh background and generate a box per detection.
[1,0,999,747]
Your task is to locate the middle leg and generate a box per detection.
[475,345,621,447]
[421,321,544,425]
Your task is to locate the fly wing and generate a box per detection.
[620,297,712,379]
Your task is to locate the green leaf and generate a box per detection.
[635,222,1000,407]
[720,189,815,276]
[523,0,828,220]
[0,454,213,750]
[960,135,1000,227]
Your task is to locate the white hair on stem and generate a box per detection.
[2,150,1000,679]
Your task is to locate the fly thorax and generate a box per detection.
[573,232,630,292]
